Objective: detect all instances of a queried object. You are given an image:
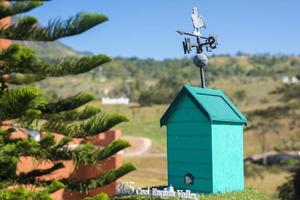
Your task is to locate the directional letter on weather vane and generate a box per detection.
[177,7,218,88]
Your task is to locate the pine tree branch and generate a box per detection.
[0,180,14,189]
[0,133,54,169]
[2,73,46,84]
[0,148,18,180]
[39,132,56,149]
[42,112,128,137]
[0,136,130,181]
[0,128,14,144]
[43,93,95,114]
[0,1,43,20]
[17,162,65,184]
[0,13,108,41]
[0,187,53,199]
[54,136,72,150]
[15,163,135,193]
[0,86,47,120]
[0,180,64,196]
[45,180,65,193]
[62,163,136,191]
[50,139,130,165]
[1,131,129,165]
[0,44,111,77]
[0,44,38,74]
[70,140,131,165]
[74,113,129,137]
[0,16,37,40]
[40,55,111,77]
[42,106,101,122]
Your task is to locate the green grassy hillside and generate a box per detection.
[14,41,90,60]
[112,188,269,200]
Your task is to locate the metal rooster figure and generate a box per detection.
[192,7,206,36]
[177,7,218,88]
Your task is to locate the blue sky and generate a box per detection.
[25,0,300,60]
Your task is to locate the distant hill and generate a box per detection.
[15,41,299,108]
[14,40,91,60]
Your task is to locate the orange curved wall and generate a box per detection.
[0,1,11,49]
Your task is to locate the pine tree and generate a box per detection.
[0,0,135,198]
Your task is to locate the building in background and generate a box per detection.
[102,97,130,105]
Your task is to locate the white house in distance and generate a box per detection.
[282,76,299,85]
[101,97,130,105]
[291,76,299,84]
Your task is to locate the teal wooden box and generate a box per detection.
[160,85,247,194]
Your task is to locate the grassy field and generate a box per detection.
[210,77,281,111]
[120,156,167,187]
[245,169,290,198]
[198,188,269,200]
[91,102,167,151]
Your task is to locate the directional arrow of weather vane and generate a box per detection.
[177,6,218,88]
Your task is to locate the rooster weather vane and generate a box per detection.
[177,7,218,88]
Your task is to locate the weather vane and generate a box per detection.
[177,6,218,88]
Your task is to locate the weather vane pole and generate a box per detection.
[177,6,218,88]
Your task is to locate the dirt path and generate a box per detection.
[122,136,152,156]
[245,150,300,164]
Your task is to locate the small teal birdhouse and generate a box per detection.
[160,85,247,194]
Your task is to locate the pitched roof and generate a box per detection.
[160,85,247,126]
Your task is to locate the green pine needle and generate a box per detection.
[6,73,46,84]
[18,162,65,184]
[63,163,136,191]
[0,86,47,120]
[70,140,130,166]
[43,92,95,114]
[0,1,43,20]
[46,180,65,193]
[77,113,129,137]
[94,140,131,160]
[0,187,52,200]
[42,112,129,137]
[43,106,101,122]
[43,54,111,76]
[0,44,111,77]
[0,13,108,41]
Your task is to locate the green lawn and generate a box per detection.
[113,188,269,200]
[199,188,270,200]
[90,102,168,151]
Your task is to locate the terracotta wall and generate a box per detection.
[0,1,11,91]
[0,1,11,49]
[52,130,122,199]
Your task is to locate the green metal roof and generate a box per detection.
[160,85,247,126]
